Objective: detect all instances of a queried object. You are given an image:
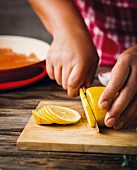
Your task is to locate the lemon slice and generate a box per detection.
[41,105,62,123]
[38,108,53,124]
[86,86,107,126]
[32,110,53,125]
[32,105,81,125]
[45,105,81,124]
[79,88,96,127]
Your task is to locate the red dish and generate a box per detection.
[0,61,46,90]
[0,36,50,90]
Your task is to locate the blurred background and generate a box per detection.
[0,0,52,44]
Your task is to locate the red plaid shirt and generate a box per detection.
[74,0,137,66]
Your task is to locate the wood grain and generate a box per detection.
[17,101,137,155]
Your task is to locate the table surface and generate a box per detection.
[0,1,136,170]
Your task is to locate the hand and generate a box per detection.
[99,44,137,129]
[46,26,99,97]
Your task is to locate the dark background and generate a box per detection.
[0,0,52,44]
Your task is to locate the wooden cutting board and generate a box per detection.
[17,100,137,155]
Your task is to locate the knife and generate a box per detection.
[79,87,99,133]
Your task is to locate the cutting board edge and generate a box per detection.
[17,141,137,155]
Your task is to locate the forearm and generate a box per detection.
[28,0,89,38]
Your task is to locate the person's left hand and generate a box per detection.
[98,44,137,130]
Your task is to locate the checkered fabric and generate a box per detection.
[74,0,137,66]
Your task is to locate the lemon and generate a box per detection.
[45,105,81,124]
[86,86,107,127]
[32,110,53,125]
[79,88,96,127]
[32,105,81,125]
[38,108,53,124]
[42,105,64,124]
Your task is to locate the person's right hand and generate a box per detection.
[46,26,99,97]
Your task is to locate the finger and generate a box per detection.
[85,64,98,88]
[62,66,72,90]
[54,65,62,86]
[113,93,137,130]
[46,63,55,80]
[104,68,137,127]
[98,60,130,110]
[67,64,88,97]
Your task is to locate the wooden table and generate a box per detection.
[0,1,136,169]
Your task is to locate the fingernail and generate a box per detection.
[106,117,115,127]
[99,101,108,109]
[105,112,111,121]
[113,121,124,130]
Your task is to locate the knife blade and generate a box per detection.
[79,87,99,133]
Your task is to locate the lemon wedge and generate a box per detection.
[86,86,107,127]
[32,105,81,125]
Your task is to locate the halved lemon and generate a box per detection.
[32,105,81,125]
[86,86,107,127]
